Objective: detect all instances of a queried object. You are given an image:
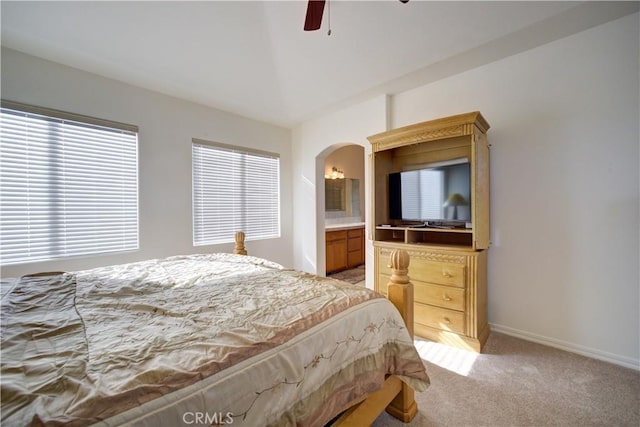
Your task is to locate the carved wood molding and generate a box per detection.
[379,248,466,264]
[368,111,489,153]
[405,250,466,264]
[372,125,466,152]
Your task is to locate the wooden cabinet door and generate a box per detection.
[326,230,348,273]
[326,239,347,273]
[346,228,364,268]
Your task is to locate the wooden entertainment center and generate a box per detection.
[368,112,490,352]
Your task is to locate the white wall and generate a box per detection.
[291,95,388,280]
[390,12,639,368]
[293,13,639,368]
[1,48,293,277]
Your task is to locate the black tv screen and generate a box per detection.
[389,160,471,223]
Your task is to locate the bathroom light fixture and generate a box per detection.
[325,166,344,179]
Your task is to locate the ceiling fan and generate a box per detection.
[304,0,409,32]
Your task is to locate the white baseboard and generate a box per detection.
[489,323,640,371]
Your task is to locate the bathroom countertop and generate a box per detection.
[325,222,365,231]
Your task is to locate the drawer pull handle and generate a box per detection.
[442,271,453,278]
[443,295,452,301]
[387,264,392,268]
[443,317,451,325]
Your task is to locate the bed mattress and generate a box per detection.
[1,253,429,426]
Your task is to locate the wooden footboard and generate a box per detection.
[334,248,418,425]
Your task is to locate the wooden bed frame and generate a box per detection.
[234,232,419,425]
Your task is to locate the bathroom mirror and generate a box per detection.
[325,178,360,216]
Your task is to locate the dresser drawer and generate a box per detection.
[378,275,465,312]
[414,282,465,311]
[415,303,465,335]
[378,255,391,275]
[378,257,466,288]
[347,228,362,238]
[347,236,361,252]
[326,230,347,241]
[377,273,390,294]
[411,258,466,288]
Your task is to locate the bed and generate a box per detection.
[1,235,429,426]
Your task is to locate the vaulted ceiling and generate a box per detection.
[1,1,637,128]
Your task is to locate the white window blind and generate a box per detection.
[0,102,139,265]
[192,140,280,246]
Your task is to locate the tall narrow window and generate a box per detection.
[192,139,280,246]
[0,101,139,265]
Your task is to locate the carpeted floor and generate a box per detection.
[373,332,640,427]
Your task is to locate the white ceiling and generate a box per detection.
[1,1,638,128]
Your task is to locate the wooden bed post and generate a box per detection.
[321,249,419,426]
[385,249,418,422]
[233,231,247,255]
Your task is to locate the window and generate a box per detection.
[192,139,280,246]
[0,101,138,265]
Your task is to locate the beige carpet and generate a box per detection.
[373,332,640,427]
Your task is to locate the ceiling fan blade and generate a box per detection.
[304,0,326,31]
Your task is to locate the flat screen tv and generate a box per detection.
[388,159,471,224]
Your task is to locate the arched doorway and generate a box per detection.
[315,144,365,279]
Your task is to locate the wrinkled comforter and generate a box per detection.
[1,253,429,426]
